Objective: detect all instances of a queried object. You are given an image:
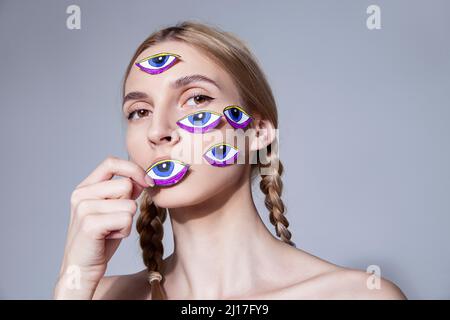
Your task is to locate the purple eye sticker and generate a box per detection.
[146,159,189,186]
[176,110,222,133]
[203,143,239,167]
[135,52,181,75]
[223,105,252,129]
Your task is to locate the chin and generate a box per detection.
[148,164,245,209]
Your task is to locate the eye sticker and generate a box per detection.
[176,110,222,133]
[135,52,181,75]
[146,159,189,186]
[223,105,253,129]
[203,143,239,167]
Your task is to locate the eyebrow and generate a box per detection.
[172,74,221,90]
[123,74,221,105]
[122,91,148,105]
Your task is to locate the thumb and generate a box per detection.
[130,180,146,200]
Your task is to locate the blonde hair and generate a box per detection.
[123,21,296,300]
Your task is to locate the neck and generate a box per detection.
[164,174,283,299]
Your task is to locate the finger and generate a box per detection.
[129,180,146,200]
[67,199,137,252]
[106,230,131,239]
[72,178,140,206]
[74,199,137,218]
[79,211,134,240]
[77,156,152,189]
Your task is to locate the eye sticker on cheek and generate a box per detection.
[203,143,239,167]
[146,159,189,186]
[135,52,181,75]
[176,110,222,133]
[223,105,253,129]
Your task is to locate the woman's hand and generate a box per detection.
[53,156,153,299]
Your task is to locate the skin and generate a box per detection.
[54,41,407,300]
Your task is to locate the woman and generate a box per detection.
[53,21,406,300]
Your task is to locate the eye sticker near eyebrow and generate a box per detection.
[223,105,252,129]
[203,143,239,167]
[135,52,181,75]
[146,159,189,186]
[176,110,222,133]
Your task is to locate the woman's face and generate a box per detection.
[124,41,251,208]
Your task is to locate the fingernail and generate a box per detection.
[144,175,155,187]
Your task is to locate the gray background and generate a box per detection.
[0,0,449,299]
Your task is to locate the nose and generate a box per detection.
[146,105,180,148]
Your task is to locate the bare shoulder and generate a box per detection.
[320,268,407,300]
[260,246,407,300]
[92,269,150,300]
[286,266,407,300]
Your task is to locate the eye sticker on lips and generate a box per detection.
[135,52,181,75]
[223,105,252,129]
[176,110,222,133]
[146,159,189,186]
[203,143,239,167]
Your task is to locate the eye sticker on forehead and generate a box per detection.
[223,105,252,129]
[176,110,222,133]
[203,143,239,167]
[146,159,189,186]
[135,52,181,75]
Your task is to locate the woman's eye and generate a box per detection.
[146,159,190,186]
[176,110,222,133]
[203,143,239,167]
[185,94,213,107]
[223,105,252,129]
[135,52,181,75]
[128,109,150,120]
